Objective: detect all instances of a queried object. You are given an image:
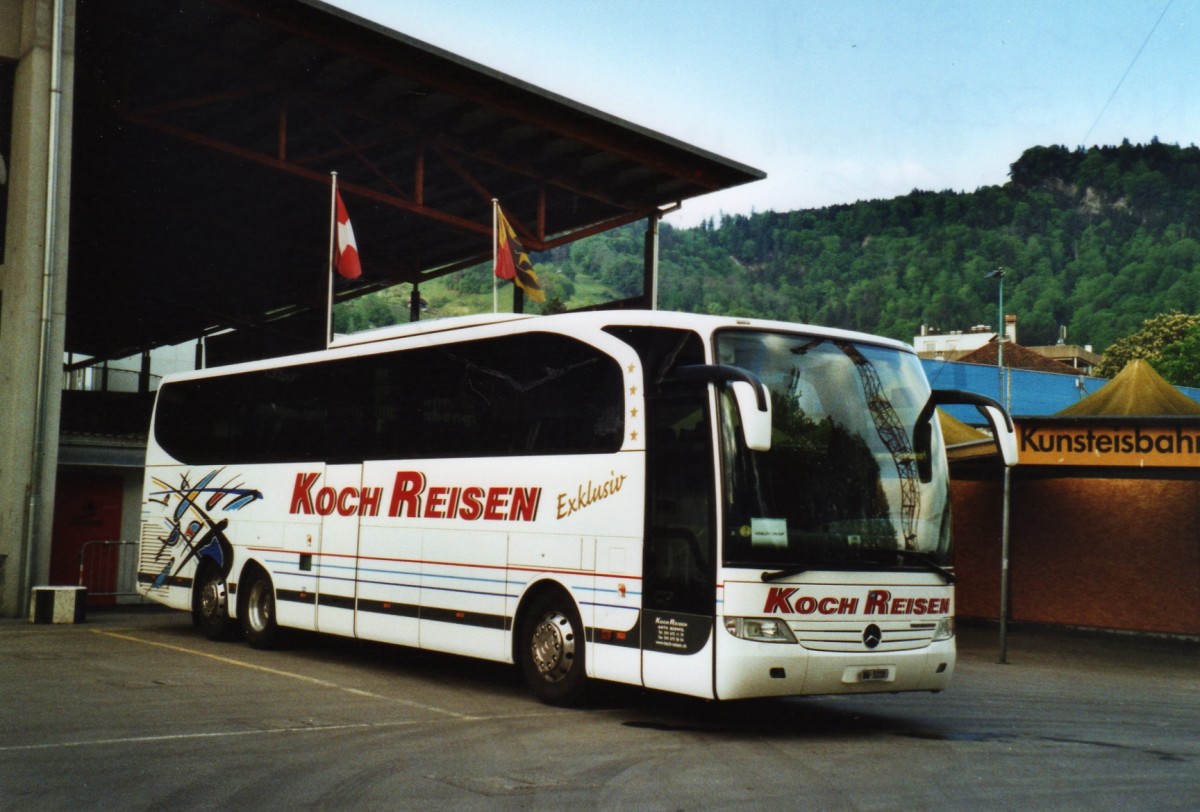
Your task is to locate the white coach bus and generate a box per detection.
[139,310,1015,704]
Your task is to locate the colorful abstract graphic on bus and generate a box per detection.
[146,468,262,588]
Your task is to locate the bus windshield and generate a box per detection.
[715,330,950,570]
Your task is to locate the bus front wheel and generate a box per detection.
[242,571,283,649]
[519,591,588,706]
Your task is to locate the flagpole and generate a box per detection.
[326,171,337,349]
[492,198,499,314]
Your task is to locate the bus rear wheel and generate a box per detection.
[519,591,588,706]
[242,571,283,649]
[194,564,238,641]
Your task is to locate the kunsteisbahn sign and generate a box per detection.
[1016,417,1200,467]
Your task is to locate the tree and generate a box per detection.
[1155,326,1200,387]
[411,140,1200,357]
[332,292,400,333]
[1093,312,1200,379]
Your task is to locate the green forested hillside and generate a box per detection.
[337,139,1200,353]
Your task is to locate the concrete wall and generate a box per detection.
[953,475,1200,637]
[0,0,74,616]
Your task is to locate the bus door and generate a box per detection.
[315,463,362,637]
[641,393,717,699]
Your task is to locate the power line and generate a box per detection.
[1082,0,1173,146]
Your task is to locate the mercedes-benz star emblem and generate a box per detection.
[863,624,882,649]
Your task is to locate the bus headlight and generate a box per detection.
[933,616,955,641]
[723,617,798,643]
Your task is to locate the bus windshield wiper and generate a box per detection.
[895,550,955,584]
[761,565,809,582]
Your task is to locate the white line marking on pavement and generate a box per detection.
[92,629,478,719]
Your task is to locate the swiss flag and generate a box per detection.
[334,190,362,280]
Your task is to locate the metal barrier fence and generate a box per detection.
[77,540,144,602]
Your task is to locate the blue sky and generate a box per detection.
[329,1,1197,228]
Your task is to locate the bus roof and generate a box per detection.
[168,310,914,384]
[328,313,533,349]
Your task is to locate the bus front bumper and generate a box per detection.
[715,635,956,700]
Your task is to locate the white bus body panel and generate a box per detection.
[716,573,956,700]
[418,526,509,660]
[585,534,643,683]
[143,453,646,671]
[316,464,362,638]
[354,522,421,648]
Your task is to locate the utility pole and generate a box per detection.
[986,268,1011,664]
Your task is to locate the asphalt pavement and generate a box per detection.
[1,606,1196,810]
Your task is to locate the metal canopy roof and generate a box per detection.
[67,0,764,361]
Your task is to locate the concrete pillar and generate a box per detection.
[0,0,75,617]
[643,215,659,310]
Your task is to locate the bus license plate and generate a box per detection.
[859,668,890,682]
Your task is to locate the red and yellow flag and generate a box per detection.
[494,205,545,302]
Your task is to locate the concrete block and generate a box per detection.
[30,586,87,624]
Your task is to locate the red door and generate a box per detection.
[50,471,124,605]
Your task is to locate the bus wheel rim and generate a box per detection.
[249,582,271,632]
[200,577,224,619]
[531,611,575,683]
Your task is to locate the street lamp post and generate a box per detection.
[985,268,1012,664]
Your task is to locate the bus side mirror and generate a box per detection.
[979,404,1018,467]
[918,389,1018,469]
[676,364,773,452]
[731,380,772,452]
[915,420,933,482]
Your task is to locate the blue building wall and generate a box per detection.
[920,359,1200,421]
